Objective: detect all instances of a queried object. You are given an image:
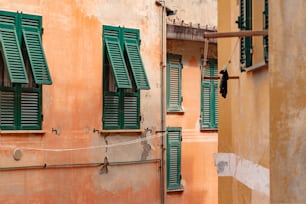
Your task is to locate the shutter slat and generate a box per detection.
[167,60,182,111]
[20,92,40,129]
[201,81,211,128]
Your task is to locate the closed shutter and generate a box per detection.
[263,0,268,62]
[0,88,17,129]
[201,81,211,128]
[123,92,139,129]
[213,81,218,128]
[104,26,132,89]
[167,127,182,190]
[238,0,252,67]
[0,25,28,83]
[22,22,52,84]
[20,89,41,130]
[167,59,182,111]
[103,92,120,129]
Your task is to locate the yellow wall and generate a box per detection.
[218,0,269,203]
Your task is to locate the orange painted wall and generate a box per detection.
[0,0,163,203]
[166,40,218,204]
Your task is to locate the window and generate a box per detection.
[237,0,252,68]
[102,25,150,130]
[166,127,182,191]
[0,11,51,130]
[166,54,183,112]
[263,0,268,62]
[200,59,218,129]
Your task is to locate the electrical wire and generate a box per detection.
[0,134,162,152]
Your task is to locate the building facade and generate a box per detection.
[0,0,218,204]
[216,0,306,203]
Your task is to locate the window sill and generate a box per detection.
[167,110,185,115]
[0,130,47,135]
[200,128,218,132]
[167,186,184,193]
[99,129,143,134]
[244,61,268,72]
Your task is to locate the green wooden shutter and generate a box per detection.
[104,26,132,89]
[263,0,268,62]
[213,81,218,128]
[0,25,28,83]
[0,88,17,129]
[123,92,140,129]
[22,26,52,84]
[124,39,150,90]
[20,88,41,130]
[237,0,252,67]
[103,92,121,129]
[167,56,182,112]
[201,81,211,129]
[167,127,182,190]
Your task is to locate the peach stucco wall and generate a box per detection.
[0,0,163,203]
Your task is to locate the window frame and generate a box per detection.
[102,25,149,130]
[0,11,49,130]
[200,59,218,130]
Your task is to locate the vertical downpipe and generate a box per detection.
[160,1,166,203]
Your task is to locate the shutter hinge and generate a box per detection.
[181,96,183,103]
[41,113,44,122]
[42,27,44,35]
[139,115,142,122]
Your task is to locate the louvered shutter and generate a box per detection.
[167,60,182,111]
[263,0,268,62]
[0,88,17,129]
[104,26,132,89]
[123,92,139,129]
[22,15,52,85]
[0,25,28,83]
[213,81,218,128]
[20,89,41,130]
[167,127,182,190]
[237,0,252,67]
[103,92,121,129]
[201,81,211,128]
[124,40,150,90]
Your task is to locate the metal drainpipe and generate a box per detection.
[161,1,166,203]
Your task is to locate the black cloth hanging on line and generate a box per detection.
[219,69,229,98]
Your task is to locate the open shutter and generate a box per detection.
[167,127,182,190]
[20,89,41,130]
[167,60,182,111]
[124,39,150,90]
[123,92,140,129]
[104,26,132,89]
[201,81,211,129]
[22,26,52,84]
[0,25,28,83]
[0,88,17,129]
[103,92,121,129]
